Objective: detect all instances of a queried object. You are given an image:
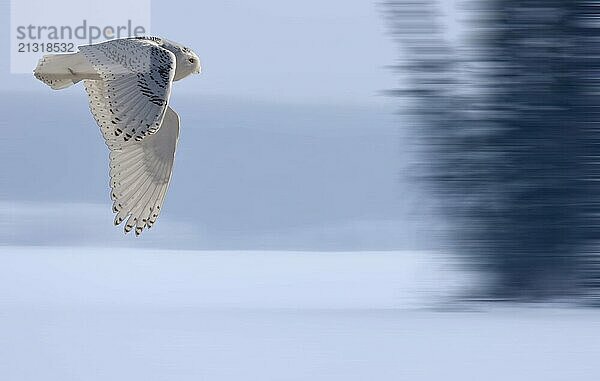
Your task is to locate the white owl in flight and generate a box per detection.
[34,37,201,235]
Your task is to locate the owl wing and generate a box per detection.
[79,38,176,145]
[109,106,180,235]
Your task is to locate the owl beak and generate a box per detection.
[194,57,202,74]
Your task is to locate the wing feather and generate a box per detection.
[79,38,176,145]
[74,38,181,234]
[108,107,180,235]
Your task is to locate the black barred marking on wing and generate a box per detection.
[136,73,167,106]
[79,38,175,144]
[132,36,164,45]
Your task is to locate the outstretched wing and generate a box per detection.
[109,107,180,235]
[80,38,176,145]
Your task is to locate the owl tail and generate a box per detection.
[34,53,97,90]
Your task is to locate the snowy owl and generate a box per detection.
[34,36,201,235]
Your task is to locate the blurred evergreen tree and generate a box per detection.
[385,1,600,300]
[576,1,600,303]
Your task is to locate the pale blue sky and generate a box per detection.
[1,0,398,105]
[1,1,451,248]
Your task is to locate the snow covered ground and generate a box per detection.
[1,246,599,380]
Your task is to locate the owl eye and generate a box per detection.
[188,58,195,64]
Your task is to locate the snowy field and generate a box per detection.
[1,246,599,380]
